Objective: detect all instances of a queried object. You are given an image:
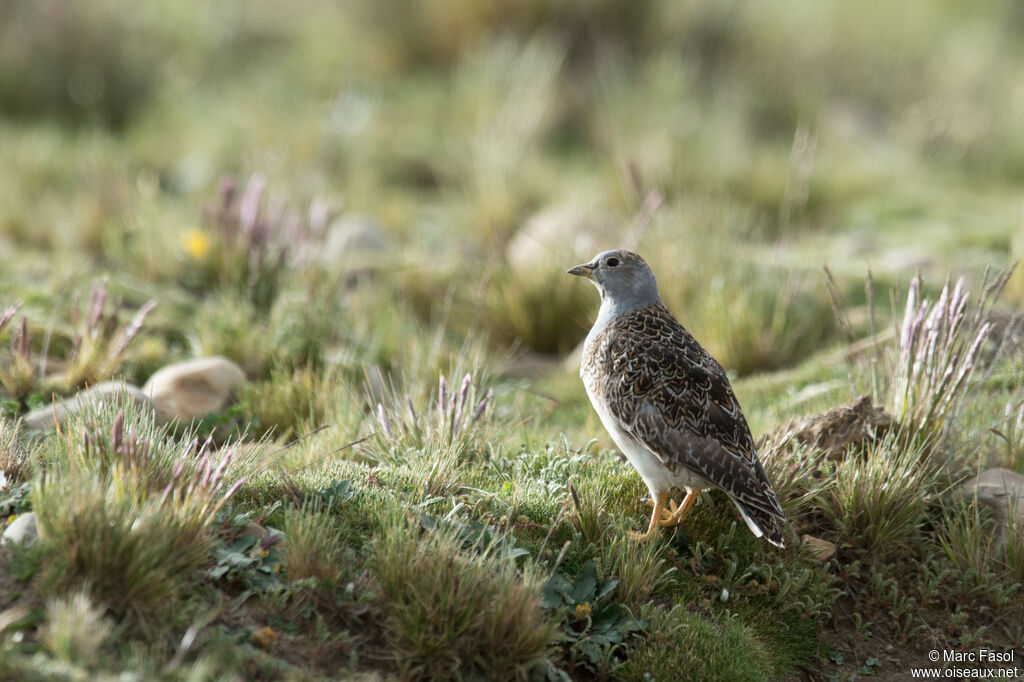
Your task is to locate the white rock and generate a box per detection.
[955,468,1024,549]
[2,512,38,546]
[143,356,246,422]
[321,215,392,267]
[22,382,153,432]
[956,468,1024,516]
[801,534,837,561]
[506,204,617,276]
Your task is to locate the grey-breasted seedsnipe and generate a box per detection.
[569,249,786,546]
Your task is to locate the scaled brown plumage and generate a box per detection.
[570,249,785,546]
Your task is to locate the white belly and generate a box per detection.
[583,377,711,496]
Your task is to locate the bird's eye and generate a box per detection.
[606,257,620,267]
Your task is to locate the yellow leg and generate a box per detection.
[644,496,679,522]
[659,490,699,527]
[630,490,667,541]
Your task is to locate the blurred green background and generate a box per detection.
[1,0,1023,375]
[3,4,1024,678]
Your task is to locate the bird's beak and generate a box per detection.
[567,262,595,279]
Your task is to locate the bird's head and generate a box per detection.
[568,249,659,309]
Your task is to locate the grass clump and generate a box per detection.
[187,175,331,312]
[371,515,557,681]
[0,417,31,482]
[482,265,593,355]
[239,364,335,439]
[0,280,155,405]
[41,588,114,669]
[939,499,1002,578]
[31,404,250,615]
[60,278,157,391]
[0,303,33,403]
[371,370,497,465]
[816,434,938,559]
[614,604,775,682]
[891,269,1012,448]
[280,503,348,584]
[602,533,676,608]
[568,478,613,547]
[695,264,835,376]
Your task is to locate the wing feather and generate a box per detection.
[599,302,784,520]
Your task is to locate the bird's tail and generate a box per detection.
[735,503,786,548]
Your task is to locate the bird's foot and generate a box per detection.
[657,500,682,526]
[628,528,659,542]
[658,491,699,527]
[634,491,668,540]
[644,496,683,526]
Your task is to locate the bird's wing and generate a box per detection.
[601,302,784,520]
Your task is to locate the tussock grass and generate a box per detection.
[371,515,557,680]
[189,174,330,312]
[602,533,676,608]
[195,293,274,377]
[939,500,1000,578]
[370,370,497,466]
[31,404,251,614]
[615,604,775,681]
[568,478,612,547]
[0,417,31,482]
[642,212,838,376]
[692,263,836,376]
[891,270,1012,449]
[0,303,33,401]
[482,265,593,355]
[0,280,155,403]
[280,503,348,584]
[759,439,831,527]
[41,588,114,668]
[239,364,335,440]
[449,34,566,242]
[60,278,156,391]
[816,434,939,559]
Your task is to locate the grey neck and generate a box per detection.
[587,279,661,340]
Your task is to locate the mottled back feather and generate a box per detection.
[582,300,785,530]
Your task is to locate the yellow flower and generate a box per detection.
[182,229,210,260]
[252,625,278,650]
[574,602,592,621]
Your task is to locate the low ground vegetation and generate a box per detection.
[2,1,1024,679]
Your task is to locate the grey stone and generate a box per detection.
[22,382,153,432]
[2,512,38,546]
[955,468,1024,549]
[506,204,617,276]
[143,356,246,422]
[322,215,392,267]
[801,534,837,561]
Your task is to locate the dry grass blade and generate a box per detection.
[623,188,664,251]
